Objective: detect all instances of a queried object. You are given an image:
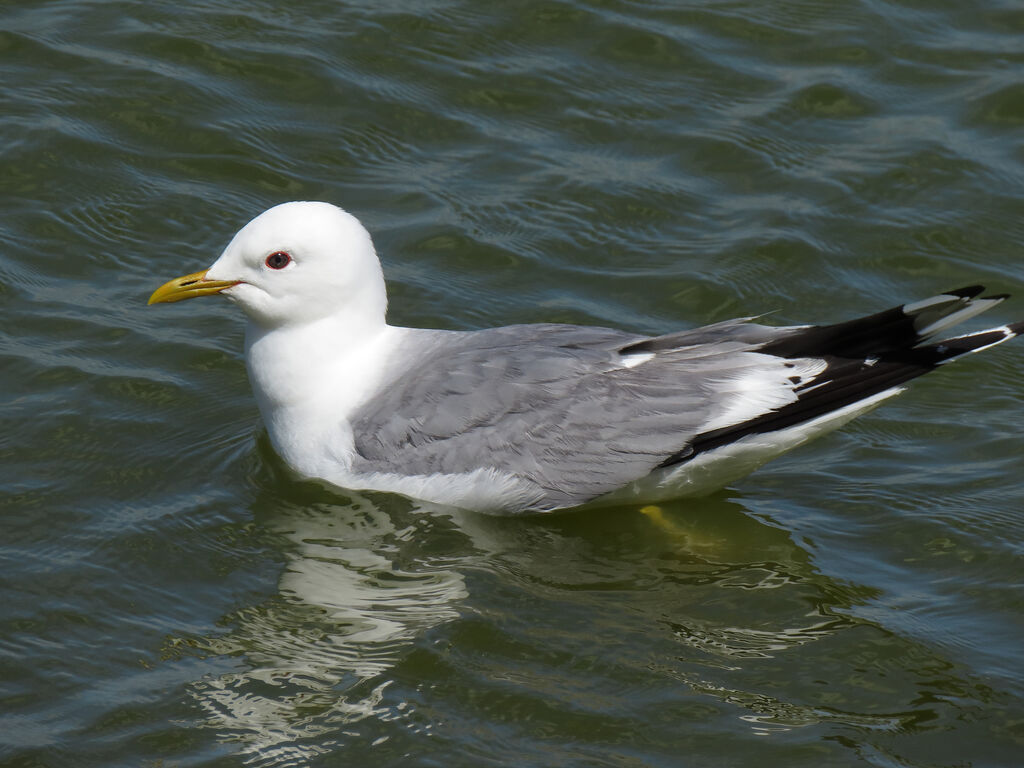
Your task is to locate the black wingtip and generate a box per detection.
[947,285,986,299]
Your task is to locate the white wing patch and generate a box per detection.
[619,350,655,369]
[698,355,828,434]
[915,298,1006,340]
[594,386,906,507]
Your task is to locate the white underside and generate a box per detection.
[590,386,905,509]
[315,464,547,515]
[304,386,906,514]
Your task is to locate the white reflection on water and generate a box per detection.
[174,488,966,763]
[185,493,468,767]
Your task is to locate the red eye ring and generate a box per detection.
[265,251,291,269]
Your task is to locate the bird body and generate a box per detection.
[149,202,1022,514]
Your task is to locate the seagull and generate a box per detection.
[149,201,1022,514]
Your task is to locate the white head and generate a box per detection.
[149,201,388,330]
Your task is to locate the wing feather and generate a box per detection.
[348,287,1021,512]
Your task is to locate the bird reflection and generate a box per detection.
[182,490,469,767]
[171,478,971,764]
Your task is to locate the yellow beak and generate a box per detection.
[148,269,239,305]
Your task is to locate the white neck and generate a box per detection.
[243,308,401,474]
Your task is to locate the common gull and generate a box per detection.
[149,201,1023,513]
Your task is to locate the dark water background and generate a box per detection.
[3,1,1023,766]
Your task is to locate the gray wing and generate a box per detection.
[348,285,1019,511]
[349,320,793,511]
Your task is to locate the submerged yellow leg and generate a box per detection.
[640,503,723,553]
[639,504,666,523]
[640,504,689,537]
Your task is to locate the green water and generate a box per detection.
[3,1,1023,766]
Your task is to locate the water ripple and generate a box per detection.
[3,0,1024,766]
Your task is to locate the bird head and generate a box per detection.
[148,201,387,329]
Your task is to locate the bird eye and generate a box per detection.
[265,251,291,270]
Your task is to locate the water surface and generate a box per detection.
[2,1,1023,766]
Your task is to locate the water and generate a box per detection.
[2,1,1023,766]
